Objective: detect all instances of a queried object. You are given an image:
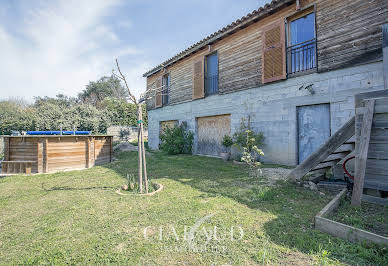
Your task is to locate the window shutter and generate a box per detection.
[262,19,286,84]
[155,77,162,108]
[192,59,204,99]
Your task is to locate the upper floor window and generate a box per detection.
[287,11,316,75]
[205,52,218,96]
[162,74,170,106]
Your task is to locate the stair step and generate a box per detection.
[337,151,356,166]
[333,143,354,153]
[345,135,356,144]
[311,160,340,171]
[322,152,349,163]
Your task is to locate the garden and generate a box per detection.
[0,150,387,265]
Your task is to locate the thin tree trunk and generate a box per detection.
[140,106,148,193]
[137,105,143,193]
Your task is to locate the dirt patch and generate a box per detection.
[259,167,292,185]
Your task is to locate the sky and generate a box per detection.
[0,0,271,102]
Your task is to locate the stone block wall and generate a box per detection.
[107,126,148,142]
[148,62,385,165]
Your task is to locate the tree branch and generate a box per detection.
[114,59,138,105]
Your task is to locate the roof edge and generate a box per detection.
[142,0,294,78]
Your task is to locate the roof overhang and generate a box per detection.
[143,0,294,78]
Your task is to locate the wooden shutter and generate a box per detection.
[262,19,286,84]
[155,77,162,108]
[192,59,204,99]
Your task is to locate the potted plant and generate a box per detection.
[220,135,233,161]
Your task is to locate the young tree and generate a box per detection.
[112,59,149,193]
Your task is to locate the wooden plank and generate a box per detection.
[337,151,355,166]
[44,138,48,173]
[352,99,375,206]
[86,138,90,168]
[311,160,339,171]
[322,152,348,163]
[4,137,9,161]
[362,194,388,206]
[288,116,355,181]
[355,90,388,108]
[37,140,43,173]
[365,159,388,176]
[364,174,388,191]
[368,143,388,159]
[316,188,347,218]
[383,24,388,89]
[333,143,354,153]
[315,216,388,246]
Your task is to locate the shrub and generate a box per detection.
[222,135,233,152]
[233,117,265,153]
[160,122,194,155]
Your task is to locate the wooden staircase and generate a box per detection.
[288,116,355,181]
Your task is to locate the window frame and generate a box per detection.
[162,73,170,106]
[285,5,317,78]
[204,51,219,97]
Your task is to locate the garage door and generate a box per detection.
[197,114,231,156]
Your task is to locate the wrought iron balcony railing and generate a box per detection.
[205,74,219,96]
[287,38,316,75]
[162,85,169,105]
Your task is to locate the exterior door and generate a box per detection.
[297,104,330,163]
[197,114,230,156]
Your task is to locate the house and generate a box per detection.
[143,0,388,166]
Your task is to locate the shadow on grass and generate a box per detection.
[103,151,387,265]
[42,185,117,192]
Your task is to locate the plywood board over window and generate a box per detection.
[197,114,231,157]
[262,19,286,84]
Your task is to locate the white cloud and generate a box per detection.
[0,0,147,101]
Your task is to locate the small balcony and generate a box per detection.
[287,38,316,76]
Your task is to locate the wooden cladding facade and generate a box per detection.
[146,0,387,110]
[1,136,113,174]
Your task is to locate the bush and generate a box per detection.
[159,123,194,155]
[222,135,233,152]
[233,117,264,152]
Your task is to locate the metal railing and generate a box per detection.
[162,85,169,105]
[287,38,316,75]
[205,74,218,96]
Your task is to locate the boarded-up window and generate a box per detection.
[262,19,286,84]
[192,59,204,99]
[155,77,162,107]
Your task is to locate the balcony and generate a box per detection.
[287,38,316,76]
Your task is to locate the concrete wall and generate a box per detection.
[148,62,385,165]
[107,126,148,142]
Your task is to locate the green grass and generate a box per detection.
[328,197,388,237]
[0,151,387,265]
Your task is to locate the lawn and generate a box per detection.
[0,151,387,265]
